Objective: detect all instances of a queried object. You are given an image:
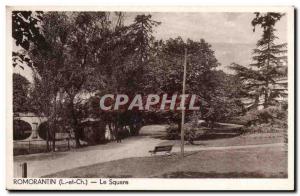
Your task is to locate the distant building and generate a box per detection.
[13,112,47,141]
[13,112,112,143]
[241,77,288,110]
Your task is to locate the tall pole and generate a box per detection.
[181,48,187,158]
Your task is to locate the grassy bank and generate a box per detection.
[45,145,287,178]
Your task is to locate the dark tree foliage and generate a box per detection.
[122,14,161,94]
[13,73,30,113]
[12,11,44,50]
[150,37,219,95]
[12,11,47,69]
[94,14,161,136]
[29,12,113,148]
[146,37,242,128]
[200,71,244,125]
[129,15,161,65]
[13,11,248,146]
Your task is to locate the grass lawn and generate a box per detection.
[45,145,287,178]
[158,132,284,148]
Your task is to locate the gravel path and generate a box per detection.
[13,125,285,177]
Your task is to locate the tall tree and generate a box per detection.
[126,14,161,93]
[148,37,222,129]
[97,14,161,136]
[30,12,113,148]
[231,12,287,109]
[60,12,112,147]
[200,71,244,126]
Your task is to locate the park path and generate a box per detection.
[13,125,285,177]
[14,125,166,177]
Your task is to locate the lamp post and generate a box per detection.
[181,48,187,158]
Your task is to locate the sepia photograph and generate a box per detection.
[6,6,294,190]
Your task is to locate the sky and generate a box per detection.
[148,12,286,44]
[14,12,288,81]
[124,12,287,72]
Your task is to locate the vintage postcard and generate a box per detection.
[6,6,294,190]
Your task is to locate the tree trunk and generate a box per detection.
[72,117,81,148]
[264,16,271,109]
[52,135,56,152]
[70,98,81,148]
[46,128,50,151]
[74,126,81,148]
[108,122,115,140]
[264,82,269,109]
[47,117,56,152]
[129,123,134,136]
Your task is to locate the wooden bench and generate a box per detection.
[149,145,173,155]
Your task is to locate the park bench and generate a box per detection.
[149,145,173,155]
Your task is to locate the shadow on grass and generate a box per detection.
[14,151,68,162]
[71,171,287,178]
[183,151,200,158]
[159,171,288,178]
[196,133,243,140]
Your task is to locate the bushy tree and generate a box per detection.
[13,73,30,113]
[147,37,225,129]
[29,12,113,148]
[200,71,244,128]
[97,14,161,136]
[13,11,248,147]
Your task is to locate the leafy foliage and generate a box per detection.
[12,11,258,147]
[13,73,30,112]
[239,106,288,137]
[12,11,44,50]
[12,11,47,69]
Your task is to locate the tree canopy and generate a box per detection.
[12,11,252,147]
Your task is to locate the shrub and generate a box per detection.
[184,127,197,144]
[166,123,207,142]
[234,107,287,126]
[81,121,106,145]
[166,124,180,140]
[119,127,131,139]
[238,106,288,134]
